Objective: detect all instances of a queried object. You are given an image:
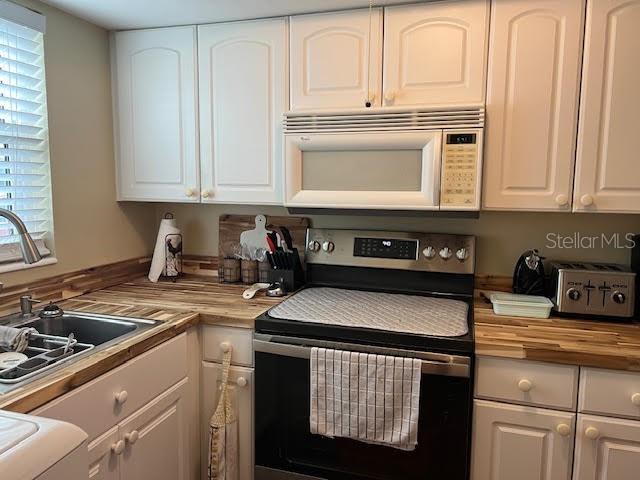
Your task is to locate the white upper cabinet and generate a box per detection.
[198,18,287,204]
[573,0,640,213]
[382,0,489,108]
[482,0,585,211]
[113,27,199,202]
[289,9,382,111]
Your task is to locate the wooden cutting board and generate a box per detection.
[218,214,310,260]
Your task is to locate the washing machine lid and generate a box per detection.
[0,410,87,479]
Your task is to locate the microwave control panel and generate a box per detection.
[440,130,482,209]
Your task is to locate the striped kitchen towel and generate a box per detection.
[309,347,421,451]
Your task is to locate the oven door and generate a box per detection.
[284,131,442,211]
[254,335,472,480]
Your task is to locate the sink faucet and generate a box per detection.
[0,208,43,292]
[0,208,42,264]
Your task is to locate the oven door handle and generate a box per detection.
[253,338,470,378]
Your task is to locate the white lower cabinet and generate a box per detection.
[472,399,575,480]
[88,427,119,480]
[119,379,189,480]
[201,362,254,480]
[573,414,640,480]
[32,334,195,480]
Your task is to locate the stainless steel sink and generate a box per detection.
[0,311,163,395]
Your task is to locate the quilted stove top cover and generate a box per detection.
[268,287,469,337]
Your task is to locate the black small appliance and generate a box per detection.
[512,249,546,295]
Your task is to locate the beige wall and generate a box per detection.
[153,203,640,276]
[1,0,155,287]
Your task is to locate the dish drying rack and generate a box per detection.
[0,332,94,384]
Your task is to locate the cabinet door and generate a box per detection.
[290,9,382,110]
[119,378,189,480]
[113,27,199,202]
[87,427,119,480]
[573,0,640,213]
[383,0,488,107]
[472,400,575,480]
[201,362,254,480]
[573,414,640,480]
[482,0,585,211]
[198,19,287,204]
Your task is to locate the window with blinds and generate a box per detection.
[0,13,52,264]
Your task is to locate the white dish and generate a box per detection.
[0,352,28,370]
[489,292,554,319]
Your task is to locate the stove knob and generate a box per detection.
[439,247,453,260]
[612,291,626,304]
[456,247,469,261]
[566,288,581,301]
[307,240,320,252]
[422,246,436,259]
[322,241,335,253]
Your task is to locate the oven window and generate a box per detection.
[301,150,423,191]
[256,352,471,480]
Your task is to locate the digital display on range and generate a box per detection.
[353,237,418,260]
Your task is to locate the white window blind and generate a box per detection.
[0,12,53,260]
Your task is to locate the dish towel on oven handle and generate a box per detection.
[310,347,422,451]
[208,348,239,480]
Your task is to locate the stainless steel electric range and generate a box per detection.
[254,228,476,480]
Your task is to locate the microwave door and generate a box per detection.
[284,131,443,211]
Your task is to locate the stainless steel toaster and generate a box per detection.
[547,262,636,318]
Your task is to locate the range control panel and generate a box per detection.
[550,262,636,318]
[440,130,482,209]
[306,228,476,275]
[353,237,418,260]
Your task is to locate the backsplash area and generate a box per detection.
[153,204,640,276]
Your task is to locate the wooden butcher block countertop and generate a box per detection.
[0,276,285,412]
[475,295,640,371]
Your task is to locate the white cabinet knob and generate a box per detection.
[186,187,197,198]
[114,390,128,405]
[384,90,396,104]
[125,430,139,445]
[556,424,571,437]
[585,426,600,440]
[220,342,231,353]
[111,440,125,455]
[555,194,568,206]
[631,393,640,406]
[201,190,212,199]
[580,194,594,206]
[236,376,248,388]
[517,379,533,392]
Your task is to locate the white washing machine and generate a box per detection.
[0,409,87,480]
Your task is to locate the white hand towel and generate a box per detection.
[148,218,180,283]
[0,326,36,352]
[310,347,421,451]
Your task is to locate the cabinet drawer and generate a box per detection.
[32,333,187,440]
[579,368,640,419]
[475,356,578,410]
[202,325,253,366]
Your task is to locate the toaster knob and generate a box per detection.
[566,288,581,301]
[612,291,626,304]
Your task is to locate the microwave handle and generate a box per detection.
[253,338,469,378]
[428,131,443,207]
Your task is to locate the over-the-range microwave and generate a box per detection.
[283,106,484,213]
